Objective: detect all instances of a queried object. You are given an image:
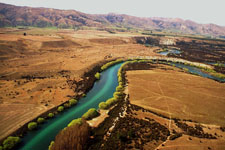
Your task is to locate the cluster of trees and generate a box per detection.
[0,136,20,150]
[214,63,225,67]
[99,97,118,110]
[48,60,129,150]
[178,61,225,79]
[101,59,123,71]
[98,62,126,110]
[27,98,78,131]
[48,119,90,150]
[58,99,78,112]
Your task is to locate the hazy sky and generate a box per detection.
[0,0,225,26]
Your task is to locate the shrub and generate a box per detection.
[183,68,189,72]
[95,72,101,80]
[106,98,117,106]
[64,103,71,108]
[82,108,99,120]
[214,63,225,67]
[48,113,54,118]
[57,106,64,112]
[68,118,82,127]
[0,146,2,150]
[116,85,123,92]
[3,136,20,150]
[118,76,122,82]
[37,117,45,124]
[113,92,123,99]
[69,99,77,106]
[212,72,225,79]
[99,102,108,110]
[28,122,38,130]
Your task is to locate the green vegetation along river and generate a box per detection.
[18,63,123,150]
[17,60,224,150]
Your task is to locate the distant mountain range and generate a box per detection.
[1,2,225,37]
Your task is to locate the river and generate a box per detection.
[158,49,181,56]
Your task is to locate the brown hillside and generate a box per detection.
[0,3,225,36]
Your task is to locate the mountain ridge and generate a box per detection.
[0,2,225,37]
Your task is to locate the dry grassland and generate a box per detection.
[127,65,225,126]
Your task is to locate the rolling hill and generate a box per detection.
[0,2,225,37]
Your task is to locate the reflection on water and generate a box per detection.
[158,49,181,56]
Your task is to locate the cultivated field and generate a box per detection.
[127,64,225,126]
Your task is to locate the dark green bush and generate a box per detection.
[48,113,54,118]
[28,122,38,130]
[37,117,45,124]
[3,136,20,150]
[57,106,64,112]
[69,99,77,106]
[0,146,3,150]
[82,108,99,120]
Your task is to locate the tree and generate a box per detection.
[82,108,99,120]
[57,106,64,112]
[116,85,123,92]
[106,98,117,106]
[95,72,101,80]
[28,122,38,130]
[37,117,45,124]
[64,103,71,108]
[48,141,54,150]
[67,118,82,127]
[50,119,90,150]
[3,136,20,150]
[48,113,54,118]
[99,102,108,109]
[69,99,77,106]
